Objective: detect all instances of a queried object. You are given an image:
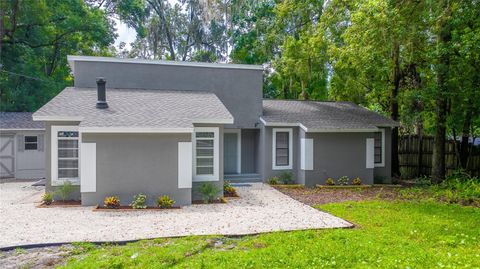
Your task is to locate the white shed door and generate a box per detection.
[0,135,15,178]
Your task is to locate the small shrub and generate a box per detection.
[42,192,53,205]
[267,176,279,185]
[130,193,147,209]
[55,181,75,201]
[338,176,349,185]
[325,178,335,185]
[157,195,175,208]
[199,182,221,203]
[104,196,120,209]
[223,181,237,196]
[279,171,294,184]
[352,177,362,185]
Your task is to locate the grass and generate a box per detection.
[60,200,480,268]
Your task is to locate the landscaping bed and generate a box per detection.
[274,185,401,205]
[93,205,181,211]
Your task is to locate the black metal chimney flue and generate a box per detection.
[96,77,108,109]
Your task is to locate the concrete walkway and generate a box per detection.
[0,181,352,248]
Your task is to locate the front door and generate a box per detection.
[224,131,240,174]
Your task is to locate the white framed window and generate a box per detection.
[193,127,219,182]
[51,126,80,186]
[24,136,38,150]
[374,129,385,167]
[272,128,293,170]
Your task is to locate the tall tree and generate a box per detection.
[0,0,116,112]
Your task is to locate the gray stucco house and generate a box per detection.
[33,55,398,206]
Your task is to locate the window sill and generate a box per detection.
[272,165,293,170]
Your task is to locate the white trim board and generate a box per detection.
[178,142,193,188]
[366,138,375,169]
[192,127,220,182]
[80,143,96,192]
[272,128,293,170]
[300,138,314,170]
[224,129,241,174]
[260,117,380,133]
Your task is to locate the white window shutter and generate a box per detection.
[178,142,192,188]
[80,143,96,192]
[300,138,313,170]
[366,138,374,169]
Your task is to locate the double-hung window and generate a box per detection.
[272,128,293,170]
[24,136,38,150]
[52,126,80,186]
[193,127,219,181]
[374,129,385,167]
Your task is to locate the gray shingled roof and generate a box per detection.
[0,112,45,130]
[33,87,233,129]
[262,100,398,131]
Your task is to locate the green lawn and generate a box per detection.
[61,200,480,268]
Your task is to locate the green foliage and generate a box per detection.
[325,177,335,185]
[1,0,115,112]
[267,176,279,185]
[278,171,294,184]
[55,181,75,201]
[337,176,349,186]
[157,195,175,209]
[42,192,53,205]
[352,177,362,185]
[199,183,221,203]
[400,172,480,206]
[104,196,120,209]
[61,200,480,268]
[130,193,147,209]
[223,181,237,196]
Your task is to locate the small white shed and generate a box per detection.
[0,112,45,179]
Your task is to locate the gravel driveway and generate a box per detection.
[0,181,352,248]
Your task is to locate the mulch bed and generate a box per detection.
[274,185,402,206]
[94,205,180,211]
[224,192,240,198]
[37,200,81,208]
[192,199,227,204]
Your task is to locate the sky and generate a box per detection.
[114,18,137,50]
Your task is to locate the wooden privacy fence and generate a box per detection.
[398,135,480,178]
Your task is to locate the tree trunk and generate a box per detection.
[432,1,452,183]
[391,42,401,177]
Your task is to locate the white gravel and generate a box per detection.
[0,181,352,248]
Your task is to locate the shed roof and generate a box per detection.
[261,100,398,131]
[0,112,45,130]
[33,87,233,131]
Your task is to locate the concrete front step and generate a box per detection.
[224,174,262,183]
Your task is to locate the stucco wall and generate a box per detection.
[303,132,375,186]
[73,61,263,128]
[81,133,192,206]
[260,126,300,181]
